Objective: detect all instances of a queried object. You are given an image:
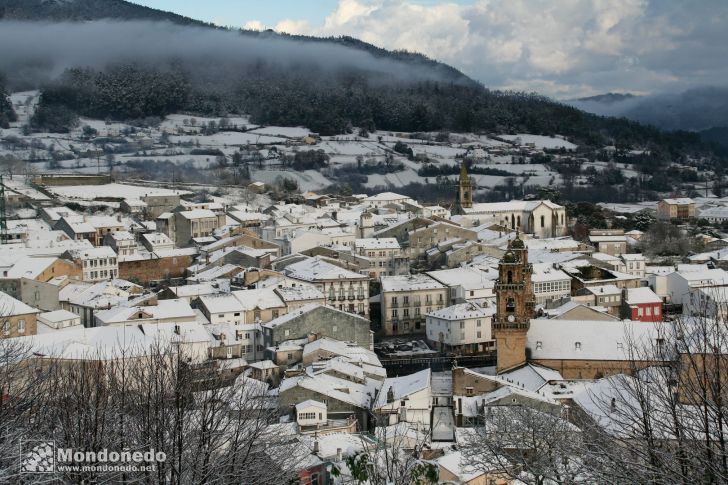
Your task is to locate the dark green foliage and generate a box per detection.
[418,163,512,177]
[0,76,16,128]
[30,101,78,132]
[38,65,190,121]
[0,0,210,25]
[291,149,329,171]
[393,141,414,157]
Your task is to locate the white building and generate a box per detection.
[667,268,728,307]
[296,400,328,427]
[373,369,432,426]
[460,200,567,238]
[37,309,81,330]
[426,301,496,353]
[64,247,118,282]
[532,263,572,305]
[354,237,405,279]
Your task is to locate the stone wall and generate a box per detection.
[266,306,370,349]
[119,254,194,285]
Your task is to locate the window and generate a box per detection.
[332,325,337,332]
[540,215,545,228]
[646,307,652,316]
[477,331,482,338]
[638,307,643,316]
[477,320,481,327]
[654,305,660,315]
[2,321,9,335]
[466,387,474,396]
[536,341,542,350]
[575,342,582,351]
[226,347,232,358]
[392,309,398,317]
[284,329,290,336]
[403,296,409,304]
[459,321,465,329]
[18,320,25,334]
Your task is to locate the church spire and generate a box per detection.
[455,160,473,212]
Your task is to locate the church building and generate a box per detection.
[492,233,665,378]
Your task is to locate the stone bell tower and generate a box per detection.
[492,232,535,373]
[453,161,474,214]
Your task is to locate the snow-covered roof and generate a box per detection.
[427,301,494,321]
[0,291,40,315]
[95,299,195,324]
[354,238,400,250]
[373,369,430,408]
[381,274,445,292]
[178,209,217,219]
[14,321,210,361]
[527,319,666,361]
[199,293,245,314]
[624,287,662,305]
[661,197,694,205]
[283,257,366,282]
[38,309,79,323]
[427,267,498,290]
[296,399,326,411]
[5,256,57,279]
[364,192,410,202]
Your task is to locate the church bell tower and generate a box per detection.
[492,232,535,373]
[455,161,474,213]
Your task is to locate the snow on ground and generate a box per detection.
[169,132,286,146]
[46,183,191,201]
[159,114,255,133]
[411,144,465,158]
[248,126,310,138]
[251,169,333,192]
[365,169,424,189]
[500,134,577,150]
[8,91,40,126]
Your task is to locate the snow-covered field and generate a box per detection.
[46,183,190,201]
[1,90,586,197]
[500,134,577,150]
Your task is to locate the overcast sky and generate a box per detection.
[133,0,728,98]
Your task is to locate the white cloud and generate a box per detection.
[273,0,728,98]
[243,20,266,31]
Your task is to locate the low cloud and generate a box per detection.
[272,0,728,98]
[0,19,463,89]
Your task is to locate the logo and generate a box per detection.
[20,440,56,473]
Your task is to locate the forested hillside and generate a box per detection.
[1,0,725,169]
[0,77,16,128]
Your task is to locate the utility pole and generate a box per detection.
[0,175,7,244]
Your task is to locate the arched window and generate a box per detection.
[506,297,516,313]
[517,215,521,227]
[540,215,545,228]
[560,213,564,225]
[511,214,515,229]
[507,270,513,284]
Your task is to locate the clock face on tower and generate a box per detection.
[507,314,515,323]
